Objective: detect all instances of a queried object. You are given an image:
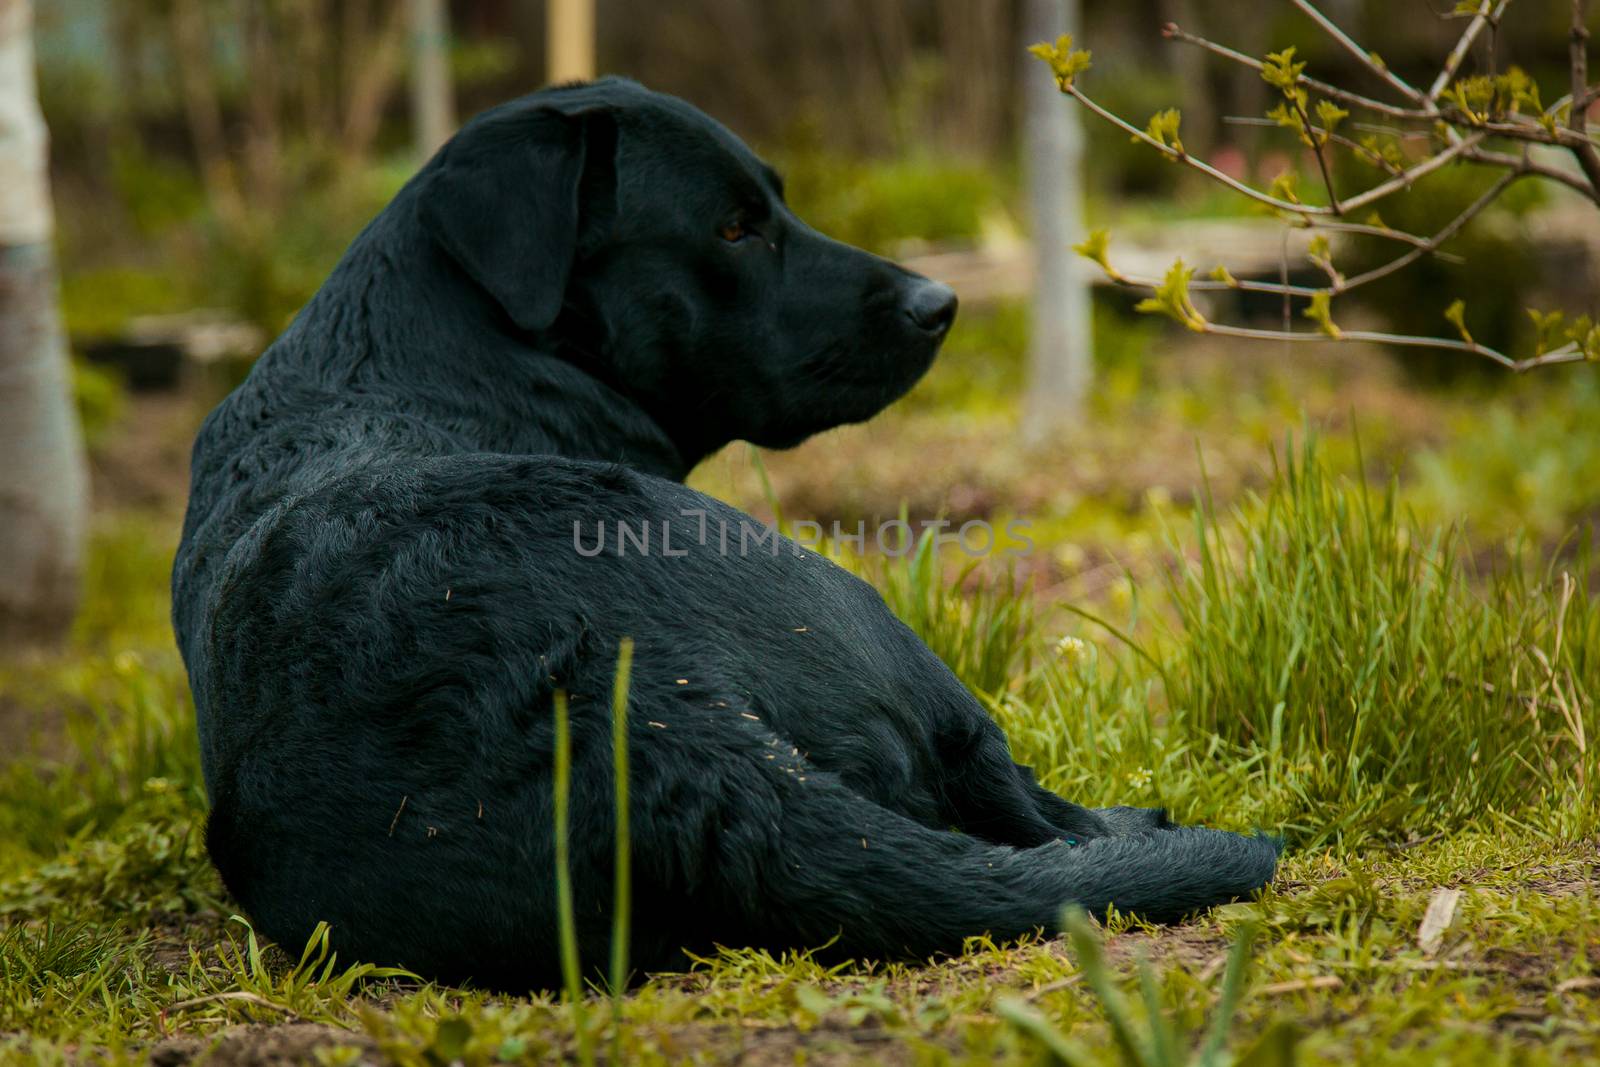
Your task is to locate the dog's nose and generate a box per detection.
[905,280,958,336]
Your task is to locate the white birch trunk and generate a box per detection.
[409,0,456,160]
[1021,0,1093,442]
[0,0,89,645]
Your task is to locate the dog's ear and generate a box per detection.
[416,105,616,333]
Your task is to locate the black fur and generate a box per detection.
[172,78,1277,990]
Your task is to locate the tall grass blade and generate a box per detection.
[609,637,635,1054]
[1135,952,1181,1065]
[552,690,592,1065]
[747,444,785,534]
[1062,906,1151,1066]
[1197,921,1258,1067]
[994,995,1102,1066]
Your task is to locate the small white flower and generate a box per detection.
[1054,635,1088,662]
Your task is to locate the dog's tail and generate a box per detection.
[690,751,1278,960]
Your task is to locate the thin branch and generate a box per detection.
[1463,146,1600,203]
[1103,269,1325,298]
[1297,219,1454,252]
[1292,0,1428,105]
[1348,120,1437,140]
[1429,0,1514,102]
[1443,111,1600,150]
[1336,132,1487,213]
[1055,5,1600,376]
[1339,168,1520,292]
[1280,229,1292,336]
[1093,172,1503,304]
[1486,0,1501,81]
[1261,120,1410,177]
[1231,120,1460,215]
[1069,82,1485,218]
[1164,22,1431,120]
[1066,84,1317,215]
[1083,168,1564,369]
[1201,321,1586,372]
[1560,83,1600,117]
[1517,346,1591,369]
[1311,126,1407,177]
[1568,0,1600,195]
[1292,95,1343,212]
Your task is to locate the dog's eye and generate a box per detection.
[719,220,751,243]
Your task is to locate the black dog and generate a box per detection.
[172,78,1276,990]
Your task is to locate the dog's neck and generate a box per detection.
[261,217,699,482]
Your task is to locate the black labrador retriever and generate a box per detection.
[173,78,1277,990]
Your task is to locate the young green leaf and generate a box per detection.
[1496,67,1542,115]
[1303,292,1342,339]
[1135,259,1208,331]
[1267,102,1311,147]
[1261,47,1306,93]
[1443,299,1473,344]
[1314,100,1349,142]
[1528,308,1566,356]
[1566,314,1600,360]
[1356,134,1405,171]
[1028,34,1092,89]
[1445,76,1495,122]
[1142,108,1185,154]
[1073,228,1125,281]
[1268,171,1302,205]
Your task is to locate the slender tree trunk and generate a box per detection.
[1021,0,1093,442]
[168,0,246,233]
[1160,0,1213,163]
[547,0,595,83]
[0,0,88,646]
[341,2,410,164]
[244,1,285,213]
[410,0,456,160]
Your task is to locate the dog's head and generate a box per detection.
[415,78,956,456]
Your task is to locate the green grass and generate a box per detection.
[1409,372,1600,543]
[1164,441,1597,846]
[865,527,1037,697]
[0,439,1597,1063]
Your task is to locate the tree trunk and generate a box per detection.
[547,0,595,83]
[1021,0,1093,442]
[410,0,456,160]
[341,2,410,165]
[0,0,88,647]
[1159,0,1214,164]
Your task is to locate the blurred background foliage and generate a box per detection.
[21,0,1600,553]
[33,0,1588,331]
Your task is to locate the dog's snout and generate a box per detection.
[904,280,958,336]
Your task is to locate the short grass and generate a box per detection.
[1,415,1596,1063]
